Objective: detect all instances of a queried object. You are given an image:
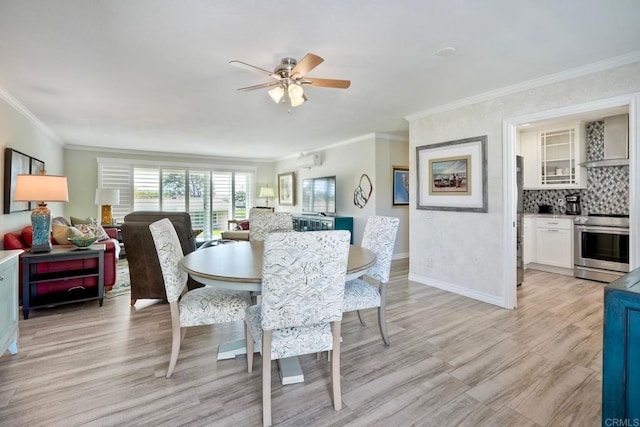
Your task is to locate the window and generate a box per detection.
[134,167,160,211]
[97,164,131,224]
[98,159,255,238]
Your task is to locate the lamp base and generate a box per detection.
[31,203,52,253]
[101,205,114,225]
[31,241,53,254]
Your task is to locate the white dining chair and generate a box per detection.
[149,218,251,378]
[245,230,351,426]
[343,215,399,346]
[249,212,294,242]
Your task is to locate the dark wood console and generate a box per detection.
[21,245,105,319]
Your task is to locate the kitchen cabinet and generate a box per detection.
[523,216,536,265]
[535,217,573,268]
[1,250,22,358]
[520,131,539,189]
[519,122,586,189]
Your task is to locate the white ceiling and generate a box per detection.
[1,1,640,160]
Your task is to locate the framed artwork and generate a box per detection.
[29,157,46,210]
[278,172,295,206]
[416,135,487,212]
[392,166,409,206]
[3,148,45,214]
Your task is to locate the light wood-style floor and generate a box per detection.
[0,260,603,426]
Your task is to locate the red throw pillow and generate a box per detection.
[3,232,26,250]
[237,220,250,230]
[22,226,34,247]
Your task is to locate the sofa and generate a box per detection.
[3,219,121,302]
[121,211,200,305]
[220,219,250,241]
[220,207,274,241]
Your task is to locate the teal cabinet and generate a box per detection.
[292,215,354,244]
[0,250,22,357]
[603,267,640,424]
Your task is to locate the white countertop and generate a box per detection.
[524,213,578,219]
[0,249,23,264]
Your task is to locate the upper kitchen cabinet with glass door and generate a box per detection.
[520,122,586,189]
[539,122,586,188]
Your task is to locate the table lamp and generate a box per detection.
[13,172,69,253]
[95,188,120,225]
[259,186,275,207]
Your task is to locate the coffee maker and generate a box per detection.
[565,194,581,215]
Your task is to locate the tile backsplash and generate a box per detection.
[523,121,629,215]
[523,189,586,215]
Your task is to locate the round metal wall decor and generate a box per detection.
[353,174,372,209]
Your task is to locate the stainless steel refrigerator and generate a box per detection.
[516,155,523,286]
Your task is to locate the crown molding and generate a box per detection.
[276,131,408,162]
[67,144,274,164]
[0,84,62,145]
[405,50,640,122]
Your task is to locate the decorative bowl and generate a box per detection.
[68,236,98,248]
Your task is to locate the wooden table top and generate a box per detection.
[180,240,376,284]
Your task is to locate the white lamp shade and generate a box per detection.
[13,174,69,202]
[288,83,304,99]
[268,86,285,104]
[288,83,305,107]
[259,187,275,198]
[95,188,120,205]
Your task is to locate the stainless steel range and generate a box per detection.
[574,214,630,282]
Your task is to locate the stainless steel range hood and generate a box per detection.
[582,114,629,167]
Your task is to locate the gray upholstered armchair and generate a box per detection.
[121,211,199,305]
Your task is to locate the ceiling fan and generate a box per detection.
[229,53,350,107]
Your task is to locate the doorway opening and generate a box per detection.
[502,94,638,309]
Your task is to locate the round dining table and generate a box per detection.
[181,240,377,290]
[179,239,377,385]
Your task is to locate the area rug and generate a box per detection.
[106,258,131,298]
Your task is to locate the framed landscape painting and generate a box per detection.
[278,172,295,206]
[392,166,409,206]
[416,135,487,212]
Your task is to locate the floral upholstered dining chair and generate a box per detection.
[149,218,251,378]
[343,215,399,346]
[245,230,351,427]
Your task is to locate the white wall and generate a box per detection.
[375,138,409,258]
[0,94,64,243]
[274,134,409,254]
[408,61,640,307]
[63,147,275,219]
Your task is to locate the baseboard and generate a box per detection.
[526,263,574,277]
[392,252,409,260]
[408,272,509,308]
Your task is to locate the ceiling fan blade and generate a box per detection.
[229,60,279,78]
[291,53,324,78]
[301,77,351,89]
[237,81,280,91]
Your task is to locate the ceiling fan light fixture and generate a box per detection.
[288,83,305,107]
[288,83,304,99]
[268,86,285,103]
[290,92,306,107]
[231,53,349,108]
